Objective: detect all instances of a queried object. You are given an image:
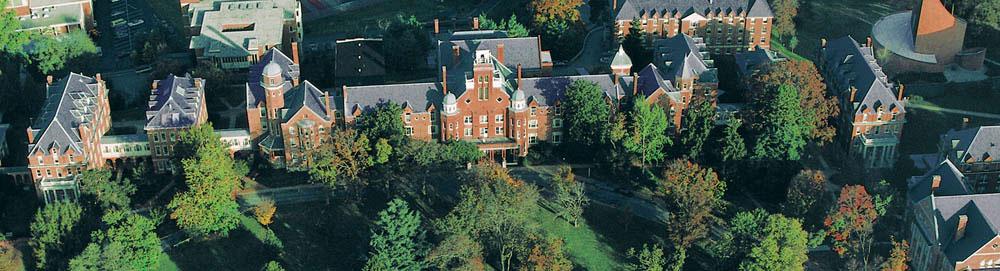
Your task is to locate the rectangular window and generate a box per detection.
[553,119,562,128]
[480,115,488,124]
[496,127,504,135]
[552,132,563,144]
[530,107,537,116]
[480,127,488,136]
[478,86,489,100]
[528,134,538,144]
[495,114,504,123]
[464,116,473,124]
[404,113,412,123]
[464,128,473,136]
[404,126,413,136]
[528,120,538,129]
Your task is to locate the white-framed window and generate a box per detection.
[528,120,538,129]
[464,116,473,124]
[480,115,488,124]
[480,127,488,136]
[552,132,563,144]
[37,156,43,165]
[530,107,537,116]
[528,133,538,144]
[552,119,562,128]
[496,127,504,135]
[495,114,504,123]
[404,126,413,136]
[404,113,412,123]
[464,128,473,136]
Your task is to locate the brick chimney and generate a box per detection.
[931,175,941,192]
[152,80,159,90]
[452,45,461,64]
[473,17,479,30]
[434,19,440,34]
[632,73,639,96]
[496,43,505,63]
[441,66,448,95]
[849,86,857,103]
[955,214,968,241]
[866,36,873,48]
[517,64,522,88]
[291,42,301,64]
[962,117,970,129]
[897,83,905,101]
[325,91,333,119]
[26,128,34,144]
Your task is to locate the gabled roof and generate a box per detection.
[823,36,905,115]
[908,159,970,203]
[518,74,624,106]
[281,81,331,122]
[614,0,772,21]
[145,74,206,130]
[654,34,711,81]
[29,73,102,155]
[437,36,543,82]
[913,0,956,37]
[247,48,299,108]
[735,46,784,76]
[940,126,1000,164]
[343,82,444,114]
[635,64,678,98]
[932,194,1000,263]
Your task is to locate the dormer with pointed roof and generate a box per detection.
[145,74,207,131]
[611,45,633,76]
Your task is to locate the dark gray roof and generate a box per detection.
[442,30,509,41]
[615,0,772,21]
[940,126,1000,164]
[823,36,904,115]
[908,159,970,203]
[654,34,711,81]
[335,38,385,78]
[0,123,9,151]
[518,74,624,106]
[282,81,331,121]
[635,64,677,98]
[735,46,783,77]
[247,48,300,108]
[344,82,444,114]
[145,74,206,130]
[29,73,102,155]
[932,194,1000,263]
[437,36,543,82]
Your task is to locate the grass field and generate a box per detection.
[792,0,906,60]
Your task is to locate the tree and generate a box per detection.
[383,15,431,72]
[478,14,529,38]
[78,169,136,211]
[970,0,1000,31]
[357,102,404,143]
[364,198,428,271]
[29,30,98,74]
[551,165,589,227]
[769,0,800,45]
[751,84,811,161]
[880,238,909,271]
[522,237,572,271]
[263,261,286,271]
[564,80,611,153]
[824,185,879,266]
[530,0,583,26]
[718,117,747,164]
[783,170,828,222]
[437,164,540,271]
[168,123,243,238]
[625,95,669,167]
[68,211,161,270]
[621,18,653,73]
[253,200,277,227]
[749,60,837,143]
[657,160,726,252]
[730,209,809,271]
[680,97,716,160]
[0,0,28,55]
[30,202,84,270]
[309,128,373,196]
[626,243,665,271]
[427,234,485,271]
[373,138,393,165]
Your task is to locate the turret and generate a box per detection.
[510,89,526,111]
[611,45,633,77]
[261,60,285,119]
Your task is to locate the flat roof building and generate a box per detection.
[189,0,299,70]
[4,0,93,35]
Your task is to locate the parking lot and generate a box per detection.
[93,0,181,103]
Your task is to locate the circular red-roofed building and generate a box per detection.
[871,0,985,74]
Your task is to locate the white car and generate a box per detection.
[128,19,144,27]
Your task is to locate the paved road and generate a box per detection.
[553,26,610,76]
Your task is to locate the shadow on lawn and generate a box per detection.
[580,202,667,262]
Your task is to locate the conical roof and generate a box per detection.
[611,45,633,69]
[914,0,956,36]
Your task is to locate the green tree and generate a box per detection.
[78,169,136,211]
[437,164,540,271]
[551,165,588,227]
[563,80,611,153]
[383,15,431,72]
[29,30,98,74]
[357,102,405,142]
[783,170,828,223]
[680,97,715,160]
[478,14,529,38]
[374,138,393,165]
[730,209,809,271]
[626,243,665,271]
[0,0,28,55]
[751,84,811,161]
[168,123,243,238]
[68,210,162,271]
[657,160,726,256]
[427,234,485,271]
[718,117,747,170]
[263,261,285,271]
[970,0,1000,31]
[769,0,800,45]
[621,19,652,73]
[748,60,836,143]
[442,140,484,165]
[625,95,669,167]
[364,199,428,271]
[309,128,373,196]
[824,185,880,266]
[30,202,84,270]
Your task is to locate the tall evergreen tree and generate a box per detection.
[564,80,611,153]
[364,199,428,271]
[680,97,716,160]
[168,123,243,238]
[625,95,669,167]
[719,117,747,163]
[30,202,84,270]
[751,84,811,161]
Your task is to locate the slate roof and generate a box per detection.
[28,73,102,155]
[281,81,332,122]
[0,123,9,152]
[615,0,772,21]
[735,46,783,77]
[247,48,299,109]
[940,126,1000,164]
[335,38,385,78]
[908,159,970,203]
[518,74,625,105]
[823,36,905,115]
[145,74,205,130]
[653,34,712,81]
[344,82,444,114]
[635,64,678,98]
[437,35,543,81]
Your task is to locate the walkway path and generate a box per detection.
[216,97,247,129]
[908,103,1000,120]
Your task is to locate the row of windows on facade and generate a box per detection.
[36,166,83,179]
[855,123,902,136]
[36,153,75,165]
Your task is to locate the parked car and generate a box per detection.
[128,19,144,27]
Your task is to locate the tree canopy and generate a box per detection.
[824,185,879,264]
[30,202,84,270]
[751,84,812,161]
[730,209,809,271]
[357,102,404,142]
[309,128,373,195]
[69,210,162,270]
[563,80,611,153]
[551,165,588,227]
[530,0,583,26]
[657,160,726,251]
[29,30,98,74]
[78,169,136,211]
[749,60,837,144]
[680,97,716,160]
[478,14,529,38]
[769,0,800,45]
[0,0,28,55]
[364,198,428,271]
[718,117,747,164]
[382,15,431,72]
[625,95,669,167]
[168,123,244,238]
[783,170,829,225]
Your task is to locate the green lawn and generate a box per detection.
[535,205,621,270]
[305,0,479,36]
[792,0,906,60]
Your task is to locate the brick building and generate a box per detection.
[819,36,906,169]
[188,0,301,70]
[436,30,554,79]
[938,125,1000,193]
[4,0,94,35]
[246,48,335,169]
[26,73,111,203]
[908,160,1000,270]
[613,0,773,54]
[144,74,208,173]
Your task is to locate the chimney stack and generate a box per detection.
[497,43,505,63]
[95,73,102,82]
[632,73,639,96]
[517,64,522,87]
[46,75,53,85]
[26,128,34,144]
[955,215,969,241]
[473,17,479,30]
[897,83,905,101]
[849,86,857,103]
[821,37,827,48]
[434,19,440,34]
[325,91,333,119]
[931,175,941,192]
[866,36,873,48]
[291,42,300,64]
[962,117,970,129]
[441,66,448,95]
[452,45,461,64]
[152,80,159,90]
